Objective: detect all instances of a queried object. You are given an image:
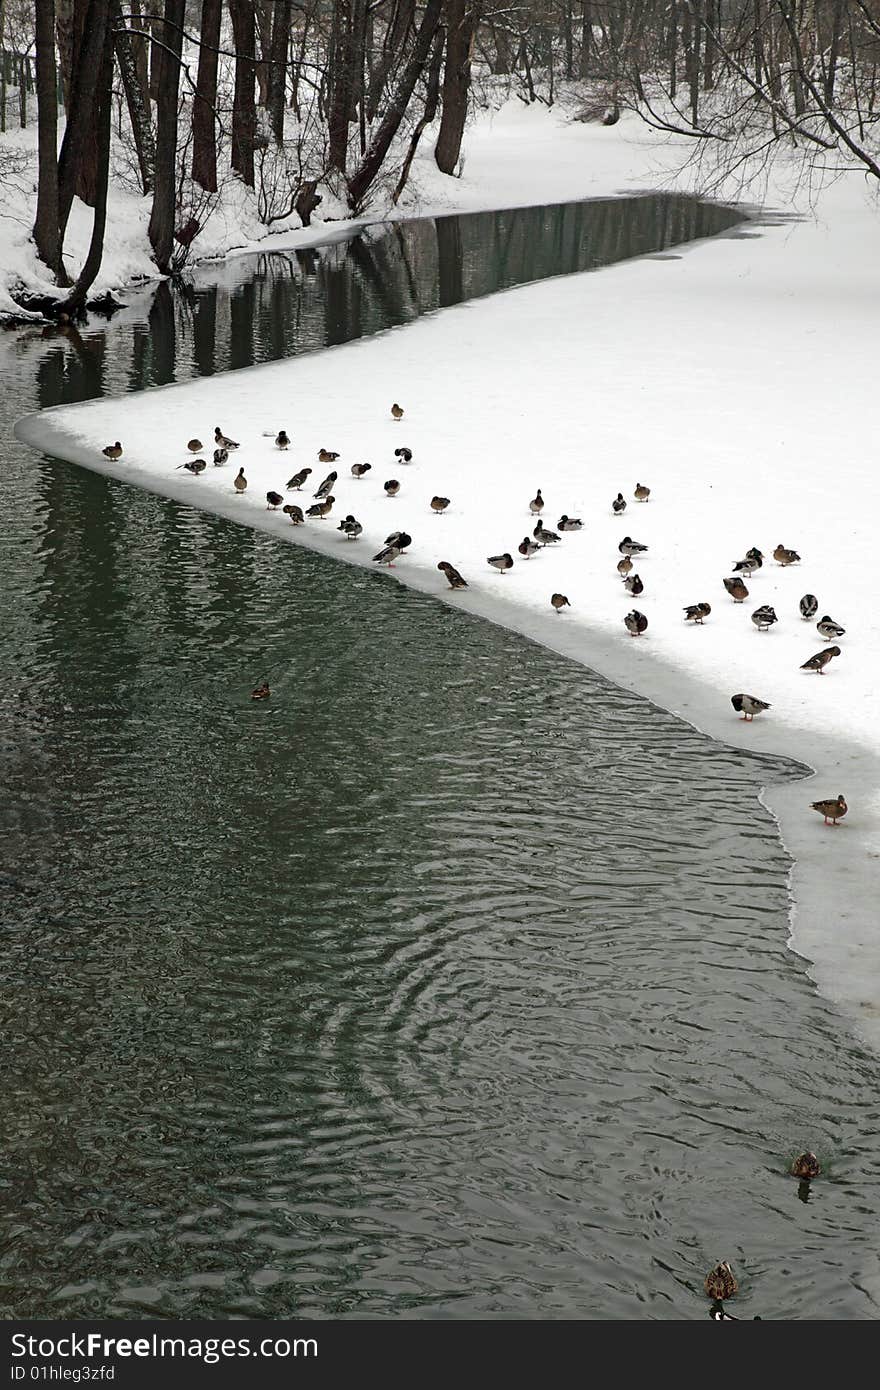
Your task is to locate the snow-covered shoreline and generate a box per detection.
[14,106,880,1049]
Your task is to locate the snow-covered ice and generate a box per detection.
[15,105,880,1047]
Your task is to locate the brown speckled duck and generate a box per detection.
[102,441,122,460]
[634,483,651,502]
[684,602,711,624]
[282,504,304,524]
[723,576,749,603]
[431,495,451,515]
[251,681,270,701]
[391,403,404,421]
[704,1262,738,1301]
[801,645,840,673]
[438,561,468,590]
[810,795,847,825]
[790,1152,821,1179]
[774,543,801,566]
[551,593,570,613]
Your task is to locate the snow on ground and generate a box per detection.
[14,105,880,1048]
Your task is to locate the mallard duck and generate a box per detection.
[282,503,304,524]
[684,602,711,624]
[746,546,764,566]
[266,491,284,510]
[213,447,228,466]
[187,438,204,453]
[233,467,247,494]
[391,403,404,421]
[618,536,647,556]
[519,537,541,559]
[384,478,400,497]
[751,604,777,631]
[557,515,583,531]
[774,543,800,566]
[731,693,770,721]
[384,530,411,550]
[533,520,560,545]
[275,430,290,449]
[286,468,311,489]
[438,561,467,589]
[306,496,334,519]
[810,794,847,825]
[790,1151,821,1179]
[801,645,840,673]
[817,616,845,640]
[374,543,403,566]
[704,1263,738,1300]
[351,462,372,478]
[723,576,749,603]
[529,489,544,515]
[394,446,412,463]
[612,493,626,514]
[313,470,337,498]
[624,609,648,637]
[178,458,206,475]
[102,441,122,460]
[338,514,362,539]
[551,592,570,613]
[624,573,643,596]
[251,681,270,701]
[617,556,633,579]
[732,556,758,575]
[431,495,450,515]
[318,448,339,463]
[215,427,239,449]
[634,483,651,502]
[488,553,514,574]
[800,594,818,620]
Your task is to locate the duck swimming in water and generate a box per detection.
[790,1151,821,1179]
[251,681,270,701]
[704,1263,738,1301]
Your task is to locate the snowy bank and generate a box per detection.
[14,108,880,1050]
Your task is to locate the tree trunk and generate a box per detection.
[435,0,477,175]
[34,0,67,282]
[147,0,185,274]
[229,0,257,186]
[110,0,155,193]
[267,0,292,143]
[824,0,845,105]
[328,0,353,172]
[57,0,109,232]
[392,27,442,202]
[55,0,75,110]
[254,0,272,108]
[192,0,220,191]
[58,27,113,314]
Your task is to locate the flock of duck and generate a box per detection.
[102,408,848,833]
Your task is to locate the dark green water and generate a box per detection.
[3,199,880,1320]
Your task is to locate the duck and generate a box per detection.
[634,483,651,502]
[533,520,560,545]
[746,546,764,566]
[529,489,544,515]
[215,427,239,449]
[213,447,228,467]
[431,495,450,515]
[438,561,467,590]
[557,515,583,531]
[394,446,413,463]
[732,556,758,575]
[800,594,819,620]
[801,645,840,673]
[519,537,541,559]
[287,468,311,489]
[306,496,334,519]
[624,573,643,597]
[488,553,514,574]
[266,491,284,510]
[612,493,626,514]
[187,438,204,453]
[790,1152,821,1179]
[313,470,337,498]
[751,604,777,631]
[318,448,339,463]
[374,543,403,566]
[684,602,711,624]
[617,556,633,579]
[178,458,206,475]
[282,504,304,524]
[384,530,411,550]
[338,515,362,540]
[391,403,404,421]
[774,543,800,566]
[251,681,270,701]
[384,478,401,497]
[624,609,648,637]
[704,1262,738,1301]
[275,430,290,450]
[351,462,372,479]
[102,441,123,460]
[551,592,570,613]
[233,467,247,494]
[810,794,847,825]
[618,536,648,556]
[723,576,749,603]
[817,616,845,640]
[731,693,770,721]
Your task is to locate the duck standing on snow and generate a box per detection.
[617,556,633,579]
[612,493,626,514]
[801,645,840,673]
[251,681,270,701]
[384,530,411,550]
[215,427,239,450]
[391,403,404,421]
[287,468,311,489]
[394,446,413,463]
[800,594,819,620]
[751,604,777,632]
[810,794,847,825]
[282,504,304,524]
[338,515,362,539]
[266,491,284,510]
[179,458,206,475]
[634,483,651,502]
[438,561,467,589]
[187,438,203,453]
[624,610,648,637]
[384,479,400,497]
[102,441,123,460]
[233,467,247,495]
[790,1152,821,1178]
[275,430,290,449]
[774,543,801,565]
[731,693,770,721]
[529,489,544,516]
[723,576,749,603]
[551,593,570,614]
[624,574,644,597]
[318,448,339,463]
[558,515,583,532]
[684,602,711,624]
[618,536,648,557]
[704,1263,738,1301]
[213,447,228,466]
[351,462,372,479]
[732,556,758,575]
[313,470,337,498]
[374,542,404,566]
[817,615,845,640]
[430,496,450,515]
[488,553,514,575]
[306,496,334,519]
[519,537,541,559]
[534,520,560,545]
